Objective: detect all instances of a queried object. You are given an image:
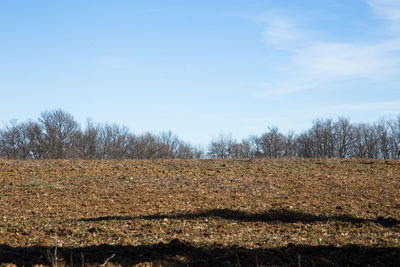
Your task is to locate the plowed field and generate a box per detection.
[0,159,399,266]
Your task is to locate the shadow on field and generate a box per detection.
[1,241,400,266]
[79,208,400,228]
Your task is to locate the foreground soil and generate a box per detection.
[0,158,399,266]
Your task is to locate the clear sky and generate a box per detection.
[1,0,400,146]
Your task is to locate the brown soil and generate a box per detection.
[0,158,399,266]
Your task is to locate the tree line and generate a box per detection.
[1,109,400,160]
[208,117,400,160]
[0,109,203,159]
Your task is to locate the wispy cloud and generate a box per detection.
[258,10,305,51]
[258,4,400,97]
[292,41,399,78]
[365,0,400,32]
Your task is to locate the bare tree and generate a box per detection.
[227,141,243,158]
[246,135,261,158]
[308,119,335,158]
[353,123,379,159]
[0,120,26,159]
[208,135,260,159]
[127,132,161,159]
[334,117,355,158]
[258,126,285,158]
[283,130,297,158]
[75,119,101,159]
[175,142,204,159]
[20,120,44,159]
[389,116,400,159]
[0,120,44,159]
[189,145,205,159]
[159,130,180,158]
[39,109,79,158]
[98,123,130,159]
[208,134,234,158]
[375,119,391,159]
[4,109,400,160]
[296,131,314,158]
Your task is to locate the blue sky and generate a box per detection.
[1,0,400,146]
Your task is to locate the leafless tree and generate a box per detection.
[246,135,261,158]
[159,130,180,158]
[352,123,378,159]
[39,109,79,158]
[208,134,234,158]
[4,109,400,160]
[207,134,260,159]
[175,142,204,159]
[0,120,44,159]
[283,130,297,158]
[127,132,161,159]
[334,117,355,158]
[389,116,400,159]
[21,120,44,159]
[296,131,314,158]
[74,119,101,159]
[257,126,285,158]
[98,123,130,159]
[375,119,391,159]
[189,145,205,159]
[0,120,26,159]
[309,119,335,158]
[227,141,243,159]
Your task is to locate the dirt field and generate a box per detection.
[0,158,399,266]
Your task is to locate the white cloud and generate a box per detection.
[259,39,400,97]
[365,0,400,32]
[257,11,305,51]
[292,41,398,78]
[257,5,400,97]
